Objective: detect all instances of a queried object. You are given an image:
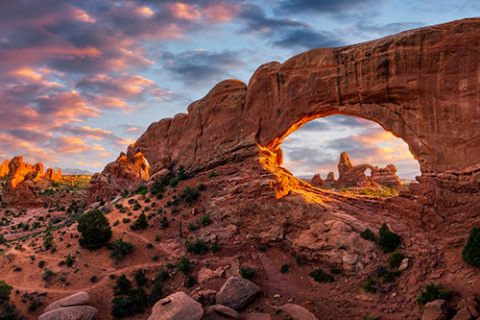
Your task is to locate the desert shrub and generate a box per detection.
[114,275,132,296]
[280,264,290,273]
[417,284,453,305]
[388,252,405,269]
[0,281,12,304]
[0,235,5,245]
[77,209,112,250]
[38,260,45,268]
[211,242,220,253]
[294,254,307,265]
[375,266,400,283]
[240,267,256,280]
[201,214,211,226]
[42,269,55,282]
[136,186,148,196]
[365,315,380,320]
[177,166,188,180]
[134,269,148,287]
[180,187,200,205]
[176,256,191,275]
[185,239,209,255]
[184,275,197,288]
[132,203,141,211]
[111,289,148,319]
[108,239,134,262]
[0,302,21,320]
[360,228,376,242]
[462,226,480,268]
[150,181,164,195]
[362,278,378,293]
[65,254,75,267]
[309,269,334,283]
[149,280,163,303]
[130,213,148,230]
[43,233,53,250]
[378,223,401,253]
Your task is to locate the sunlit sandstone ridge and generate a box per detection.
[89,18,480,203]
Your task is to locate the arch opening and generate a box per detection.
[258,114,420,203]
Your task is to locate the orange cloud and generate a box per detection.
[135,6,155,18]
[204,3,241,23]
[170,2,201,20]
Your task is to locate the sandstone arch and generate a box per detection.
[89,18,480,202]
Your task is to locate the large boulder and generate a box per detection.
[422,300,446,320]
[44,291,90,313]
[216,277,261,310]
[276,304,318,320]
[38,305,97,320]
[147,291,204,320]
[203,305,240,319]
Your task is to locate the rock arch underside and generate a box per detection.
[86,19,480,319]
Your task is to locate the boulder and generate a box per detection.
[422,299,446,320]
[147,291,204,320]
[204,305,240,319]
[216,277,260,310]
[276,304,318,320]
[240,314,272,320]
[38,305,97,320]
[44,291,90,313]
[452,308,473,320]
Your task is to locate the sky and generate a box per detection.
[0,0,478,175]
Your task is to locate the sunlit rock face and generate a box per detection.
[90,18,480,203]
[0,156,65,206]
[0,160,10,178]
[87,152,150,203]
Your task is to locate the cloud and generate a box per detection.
[277,0,377,14]
[282,115,420,179]
[162,50,245,86]
[238,4,343,50]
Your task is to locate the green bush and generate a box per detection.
[136,186,148,196]
[280,264,290,273]
[362,278,378,293]
[113,275,132,296]
[111,288,148,319]
[185,239,209,255]
[417,284,452,305]
[184,275,197,288]
[177,256,191,275]
[108,239,134,262]
[309,269,334,283]
[201,214,211,226]
[130,213,148,231]
[360,228,376,242]
[43,233,53,250]
[378,223,401,253]
[462,226,480,268]
[180,187,200,204]
[134,269,148,287]
[388,252,405,269]
[0,281,12,304]
[77,209,112,250]
[240,267,256,280]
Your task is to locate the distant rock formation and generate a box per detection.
[0,160,9,178]
[44,168,62,181]
[310,174,324,188]
[310,152,401,189]
[1,156,64,206]
[87,152,150,203]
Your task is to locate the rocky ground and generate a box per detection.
[0,159,479,320]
